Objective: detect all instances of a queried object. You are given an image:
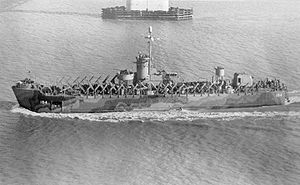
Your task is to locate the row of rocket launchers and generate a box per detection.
[40,75,285,96]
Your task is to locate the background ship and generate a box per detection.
[102,0,193,20]
[12,27,289,113]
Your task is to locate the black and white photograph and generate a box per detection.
[0,0,300,184]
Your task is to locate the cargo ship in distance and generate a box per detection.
[102,6,193,21]
[102,0,192,21]
[12,27,289,113]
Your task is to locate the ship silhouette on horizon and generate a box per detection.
[102,0,193,21]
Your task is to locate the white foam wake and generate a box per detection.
[288,90,300,94]
[287,90,300,104]
[11,105,300,122]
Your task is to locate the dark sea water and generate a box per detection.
[1,0,300,184]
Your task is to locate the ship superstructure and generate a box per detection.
[12,27,289,113]
[126,0,169,11]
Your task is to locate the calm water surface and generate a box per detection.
[0,0,300,184]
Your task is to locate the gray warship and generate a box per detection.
[12,27,289,113]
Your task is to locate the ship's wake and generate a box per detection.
[287,90,300,105]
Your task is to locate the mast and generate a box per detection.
[146,26,154,79]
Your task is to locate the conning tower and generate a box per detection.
[135,53,150,81]
[135,26,154,82]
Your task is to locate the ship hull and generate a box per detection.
[12,87,286,113]
[12,86,42,111]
